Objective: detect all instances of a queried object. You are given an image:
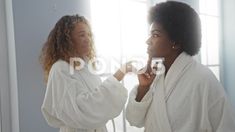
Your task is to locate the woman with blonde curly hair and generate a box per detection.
[40,14,132,132]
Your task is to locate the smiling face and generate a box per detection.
[71,22,92,58]
[146,22,176,58]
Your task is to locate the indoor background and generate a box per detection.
[0,0,235,132]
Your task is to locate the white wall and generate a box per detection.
[222,0,235,108]
[0,0,11,131]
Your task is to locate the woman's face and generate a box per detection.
[146,22,174,58]
[71,22,92,58]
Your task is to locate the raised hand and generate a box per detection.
[135,57,156,102]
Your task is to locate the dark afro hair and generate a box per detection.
[148,1,201,56]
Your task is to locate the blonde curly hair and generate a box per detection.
[39,14,96,82]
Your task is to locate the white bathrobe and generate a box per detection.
[41,60,128,132]
[126,52,235,132]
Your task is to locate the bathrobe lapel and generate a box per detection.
[152,52,194,132]
[153,75,172,132]
[164,52,193,102]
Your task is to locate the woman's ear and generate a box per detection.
[171,41,181,50]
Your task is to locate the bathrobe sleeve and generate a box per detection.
[126,85,153,128]
[208,96,235,132]
[41,62,128,129]
[205,74,235,132]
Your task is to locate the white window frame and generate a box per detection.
[0,0,19,132]
[199,0,222,81]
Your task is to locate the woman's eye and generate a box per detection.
[79,34,85,36]
[78,33,91,37]
[152,34,159,38]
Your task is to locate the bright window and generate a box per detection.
[90,0,148,131]
[199,0,221,80]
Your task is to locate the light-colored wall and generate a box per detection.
[222,0,235,108]
[0,0,11,131]
[11,0,90,131]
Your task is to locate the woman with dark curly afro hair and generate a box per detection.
[40,14,134,132]
[126,1,235,132]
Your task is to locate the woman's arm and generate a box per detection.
[126,85,153,127]
[41,62,128,129]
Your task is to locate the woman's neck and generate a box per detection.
[163,52,181,75]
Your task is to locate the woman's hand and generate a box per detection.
[135,57,157,102]
[113,61,136,81]
[138,69,156,88]
[135,67,156,102]
[138,56,156,87]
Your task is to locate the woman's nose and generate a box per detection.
[146,37,151,45]
[85,34,91,42]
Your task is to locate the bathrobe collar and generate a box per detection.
[164,52,194,101]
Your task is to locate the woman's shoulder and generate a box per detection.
[50,60,70,73]
[187,60,217,81]
[182,60,221,91]
[188,61,224,91]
